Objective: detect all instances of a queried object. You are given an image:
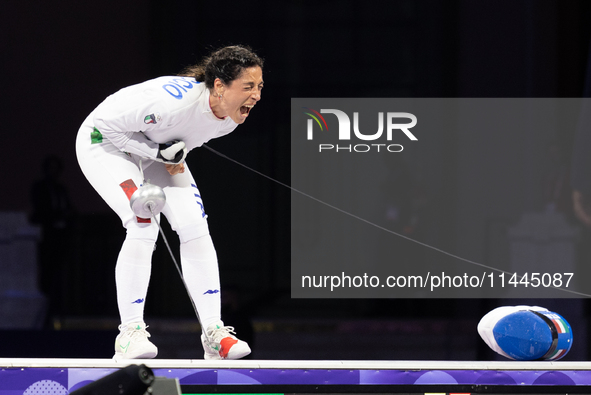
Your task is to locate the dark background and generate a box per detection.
[2,0,591,360]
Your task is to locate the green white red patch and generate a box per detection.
[543,312,570,333]
[547,348,568,360]
[144,113,162,124]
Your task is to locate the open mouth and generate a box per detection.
[240,104,254,115]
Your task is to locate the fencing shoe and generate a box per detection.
[113,322,158,359]
[201,321,251,360]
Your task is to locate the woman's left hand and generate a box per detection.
[165,163,185,175]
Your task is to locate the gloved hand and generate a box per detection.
[156,140,187,164]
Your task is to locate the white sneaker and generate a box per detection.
[201,321,251,360]
[113,322,158,359]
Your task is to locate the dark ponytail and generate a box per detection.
[179,45,263,89]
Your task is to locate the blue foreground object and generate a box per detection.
[493,310,573,360]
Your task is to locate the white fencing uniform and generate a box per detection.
[75,76,237,328]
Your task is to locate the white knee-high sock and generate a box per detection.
[115,238,154,325]
[180,235,221,329]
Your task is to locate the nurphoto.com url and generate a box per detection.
[301,271,574,292]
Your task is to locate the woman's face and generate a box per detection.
[216,66,263,124]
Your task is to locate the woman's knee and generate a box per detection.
[124,219,159,242]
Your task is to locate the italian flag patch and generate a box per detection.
[547,348,568,360]
[543,312,570,334]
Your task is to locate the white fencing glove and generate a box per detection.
[156,140,187,164]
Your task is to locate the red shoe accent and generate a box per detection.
[219,337,238,358]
